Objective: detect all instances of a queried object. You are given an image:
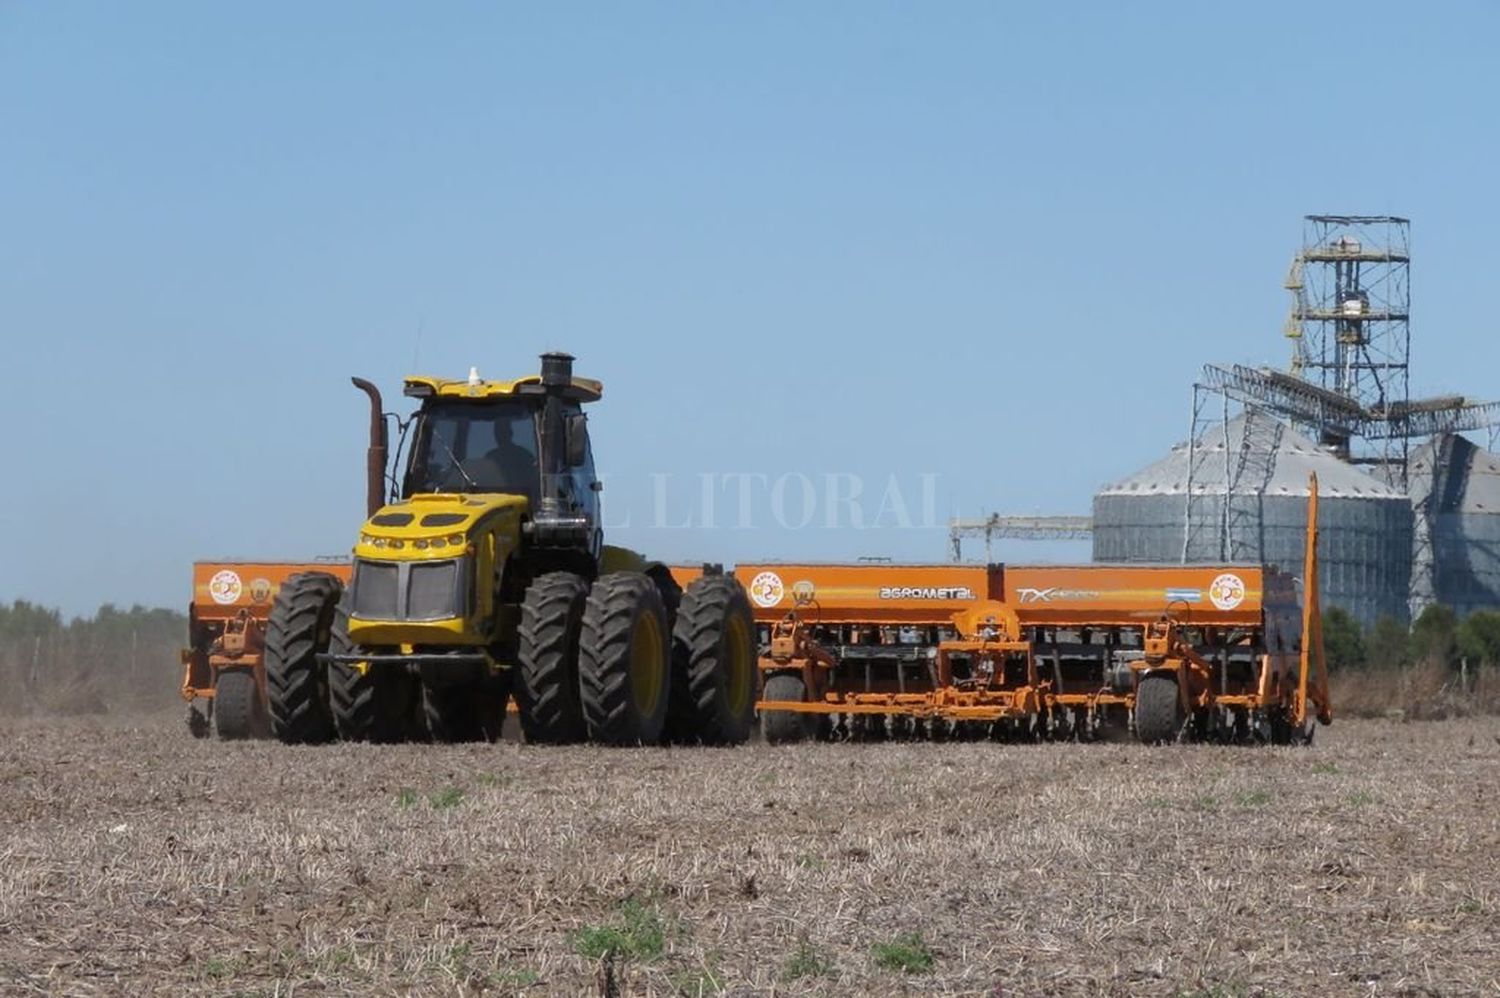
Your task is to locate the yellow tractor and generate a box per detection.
[261,352,756,746]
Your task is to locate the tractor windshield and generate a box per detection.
[404,400,541,499]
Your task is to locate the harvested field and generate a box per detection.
[1,717,1497,996]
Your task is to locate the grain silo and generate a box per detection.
[1408,434,1500,617]
[1093,412,1413,626]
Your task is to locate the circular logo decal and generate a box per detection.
[208,570,243,605]
[790,579,816,605]
[248,578,273,604]
[1209,573,1246,611]
[749,571,785,608]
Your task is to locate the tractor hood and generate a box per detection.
[346,493,528,647]
[353,493,528,560]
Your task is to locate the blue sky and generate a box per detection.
[3,2,1498,616]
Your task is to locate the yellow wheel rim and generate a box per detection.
[725,614,752,716]
[630,613,665,715]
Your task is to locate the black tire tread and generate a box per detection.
[424,678,507,744]
[761,673,815,745]
[326,592,408,743]
[263,572,342,744]
[579,572,670,745]
[423,682,481,743]
[213,668,259,740]
[1135,673,1182,744]
[515,572,590,744]
[667,575,756,745]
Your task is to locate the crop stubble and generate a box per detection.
[0,716,1496,996]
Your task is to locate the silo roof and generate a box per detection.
[1097,414,1407,499]
[1407,434,1500,514]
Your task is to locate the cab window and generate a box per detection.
[405,400,540,497]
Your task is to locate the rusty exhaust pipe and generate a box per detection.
[351,378,387,517]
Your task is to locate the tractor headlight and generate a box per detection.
[414,538,429,550]
[448,534,464,545]
[372,537,388,548]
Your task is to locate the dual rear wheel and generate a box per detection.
[665,573,758,745]
[517,571,756,746]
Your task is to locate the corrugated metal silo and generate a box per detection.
[1410,435,1500,617]
[1093,414,1413,627]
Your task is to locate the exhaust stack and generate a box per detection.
[538,352,574,489]
[539,351,573,388]
[351,377,388,517]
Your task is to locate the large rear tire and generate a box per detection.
[515,572,590,744]
[665,575,757,745]
[1134,673,1183,744]
[263,572,342,745]
[579,573,671,745]
[214,668,265,740]
[761,672,818,745]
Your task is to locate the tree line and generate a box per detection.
[1323,603,1500,673]
[0,600,187,714]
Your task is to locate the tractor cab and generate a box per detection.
[396,354,603,556]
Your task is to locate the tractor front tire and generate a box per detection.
[327,593,415,743]
[666,575,757,745]
[424,676,507,744]
[515,572,590,744]
[329,663,417,744]
[1134,674,1183,744]
[579,573,671,745]
[214,668,265,740]
[263,572,342,745]
[761,672,819,745]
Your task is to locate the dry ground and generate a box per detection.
[0,717,1497,997]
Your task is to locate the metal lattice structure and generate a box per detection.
[1284,215,1411,473]
[1195,363,1500,449]
[949,515,1092,562]
[1181,395,1333,564]
[1182,215,1500,618]
[1223,407,1285,563]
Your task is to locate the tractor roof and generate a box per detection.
[403,373,603,403]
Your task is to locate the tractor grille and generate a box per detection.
[407,560,462,620]
[351,558,465,621]
[352,561,400,618]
